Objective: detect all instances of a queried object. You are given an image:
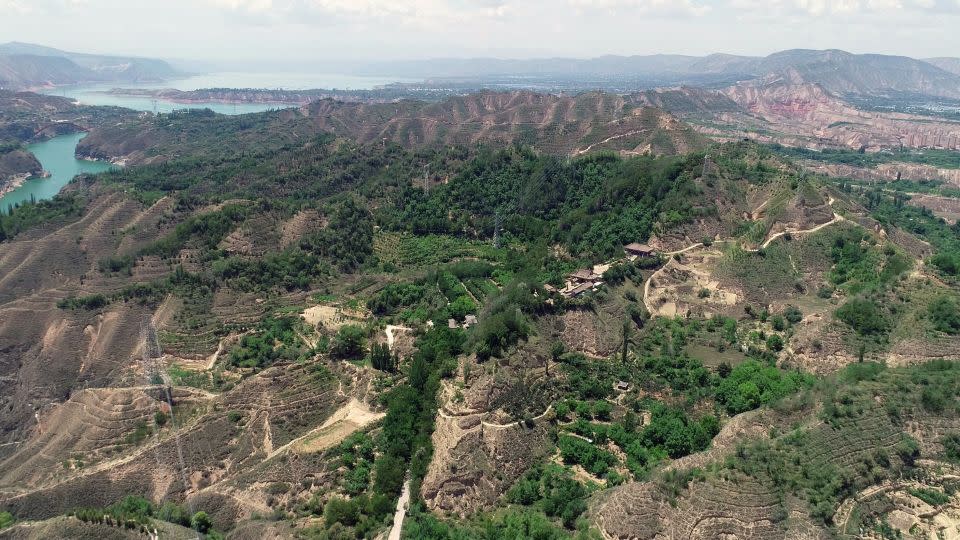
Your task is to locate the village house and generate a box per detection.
[464,315,479,328]
[568,268,601,285]
[561,267,604,298]
[624,242,656,259]
[560,268,603,298]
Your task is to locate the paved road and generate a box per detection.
[388,478,411,540]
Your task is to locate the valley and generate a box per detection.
[0,42,960,540]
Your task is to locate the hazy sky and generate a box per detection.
[1,0,959,64]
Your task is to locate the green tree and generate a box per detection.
[836,298,888,336]
[331,325,366,359]
[370,343,397,373]
[191,511,212,534]
[784,305,803,324]
[929,296,960,335]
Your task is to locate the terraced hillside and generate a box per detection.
[75,91,708,166]
[1,93,959,540]
[596,361,960,539]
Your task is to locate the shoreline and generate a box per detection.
[0,170,49,200]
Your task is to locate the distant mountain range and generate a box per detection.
[4,42,960,103]
[0,42,182,90]
[356,49,960,99]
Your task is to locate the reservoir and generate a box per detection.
[0,133,113,213]
[2,72,411,210]
[42,71,413,115]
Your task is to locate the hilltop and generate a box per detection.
[0,42,182,90]
[75,90,707,164]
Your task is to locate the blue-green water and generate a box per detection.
[42,72,413,115]
[0,133,113,212]
[3,72,411,210]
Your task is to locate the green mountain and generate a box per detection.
[0,42,181,90]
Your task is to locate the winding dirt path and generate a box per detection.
[745,213,845,252]
[436,404,553,429]
[642,214,844,313]
[266,398,384,459]
[574,129,648,156]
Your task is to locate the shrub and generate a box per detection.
[557,435,616,476]
[921,387,947,413]
[592,400,613,421]
[98,254,135,275]
[766,334,784,352]
[267,482,290,495]
[370,343,397,373]
[784,305,803,324]
[929,296,960,335]
[771,315,786,331]
[835,298,888,336]
[0,511,13,530]
[191,512,212,533]
[57,294,110,311]
[941,433,960,463]
[331,325,366,359]
[715,360,813,415]
[910,488,950,506]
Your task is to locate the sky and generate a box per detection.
[1,0,959,66]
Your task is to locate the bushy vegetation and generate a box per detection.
[330,325,366,360]
[827,229,911,294]
[835,298,889,336]
[384,148,714,259]
[715,360,813,415]
[317,327,465,537]
[551,316,810,482]
[70,496,218,536]
[229,315,309,368]
[141,203,248,258]
[403,507,595,540]
[57,294,110,311]
[0,193,85,240]
[928,295,960,334]
[770,144,960,170]
[506,463,591,528]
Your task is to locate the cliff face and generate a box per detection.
[0,148,41,195]
[723,81,960,151]
[804,161,960,188]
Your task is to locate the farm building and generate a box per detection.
[624,243,656,258]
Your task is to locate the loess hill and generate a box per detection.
[0,90,959,539]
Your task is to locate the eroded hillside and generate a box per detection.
[0,93,959,540]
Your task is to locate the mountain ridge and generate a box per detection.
[0,42,182,90]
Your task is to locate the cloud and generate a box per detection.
[205,0,513,26]
[567,0,711,16]
[0,0,88,13]
[729,0,950,16]
[0,0,31,14]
